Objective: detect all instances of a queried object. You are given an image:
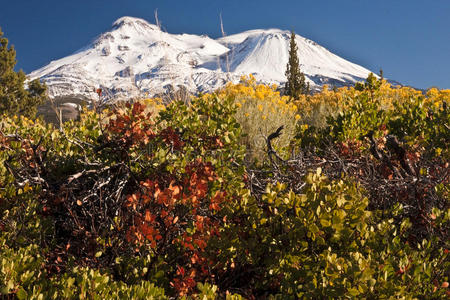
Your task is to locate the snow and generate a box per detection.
[29,16,375,101]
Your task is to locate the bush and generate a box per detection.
[221,168,448,298]
[0,95,246,297]
[216,75,298,163]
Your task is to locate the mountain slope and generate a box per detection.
[29,16,375,101]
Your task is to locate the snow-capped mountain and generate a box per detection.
[29,16,375,101]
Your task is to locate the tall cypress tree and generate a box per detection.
[0,28,46,118]
[285,30,309,99]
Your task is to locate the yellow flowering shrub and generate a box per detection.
[217,75,298,163]
[140,97,166,115]
[295,85,349,127]
[294,79,449,128]
[424,87,450,108]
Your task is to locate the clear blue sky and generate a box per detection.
[1,0,449,89]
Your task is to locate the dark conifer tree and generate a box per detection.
[0,28,46,118]
[285,30,309,99]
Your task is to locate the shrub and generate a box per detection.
[217,75,298,163]
[294,74,449,131]
[0,95,246,297]
[221,168,449,298]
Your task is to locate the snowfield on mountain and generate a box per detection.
[29,16,375,101]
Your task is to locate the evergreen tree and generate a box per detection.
[285,30,309,99]
[0,28,46,118]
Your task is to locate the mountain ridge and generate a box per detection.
[29,16,377,101]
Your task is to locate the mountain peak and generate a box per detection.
[112,16,160,31]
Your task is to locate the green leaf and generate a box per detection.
[320,218,331,227]
[309,224,319,234]
[16,287,28,300]
[6,279,14,292]
[316,167,322,176]
[348,287,359,296]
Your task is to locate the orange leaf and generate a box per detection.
[190,254,198,264]
[196,221,204,231]
[177,266,185,276]
[210,203,220,211]
[169,182,181,196]
[189,269,197,278]
[142,194,151,205]
[154,188,161,199]
[144,210,153,222]
[194,239,207,250]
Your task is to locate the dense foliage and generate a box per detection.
[215,74,299,163]
[0,28,47,118]
[0,74,449,298]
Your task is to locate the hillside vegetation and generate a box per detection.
[0,75,449,299]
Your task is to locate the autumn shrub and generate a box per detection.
[387,94,449,158]
[296,74,449,151]
[294,73,449,131]
[294,84,346,128]
[216,75,298,163]
[214,170,373,296]
[116,97,166,117]
[205,157,448,299]
[293,74,448,232]
[0,95,247,298]
[0,243,167,299]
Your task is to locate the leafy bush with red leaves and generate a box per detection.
[0,95,246,297]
